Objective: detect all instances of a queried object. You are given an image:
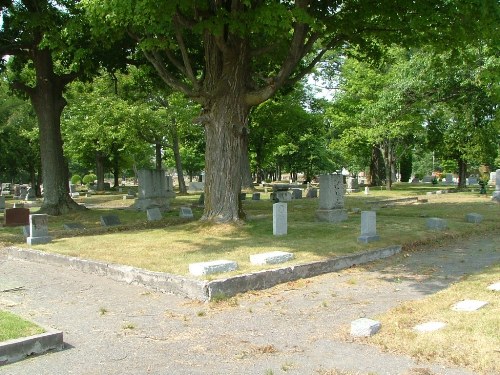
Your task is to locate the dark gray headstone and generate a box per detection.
[252,193,261,201]
[179,206,194,219]
[100,215,121,227]
[63,223,86,230]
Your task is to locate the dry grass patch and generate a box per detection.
[371,263,500,374]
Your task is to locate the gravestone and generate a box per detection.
[133,169,175,211]
[305,187,317,198]
[4,207,30,227]
[179,206,194,219]
[252,192,261,201]
[100,215,121,227]
[250,251,293,265]
[198,193,205,206]
[364,186,370,195]
[413,321,446,333]
[1,183,11,195]
[187,181,205,194]
[146,207,162,221]
[452,300,488,312]
[358,211,380,243]
[445,173,454,184]
[0,196,5,210]
[489,171,496,185]
[465,213,483,224]
[346,177,359,193]
[103,182,111,190]
[491,169,500,202]
[466,177,478,185]
[27,214,52,245]
[291,188,302,199]
[189,260,238,276]
[273,202,287,236]
[63,223,85,230]
[13,184,21,198]
[422,176,433,183]
[69,184,80,198]
[350,318,381,337]
[19,186,28,199]
[272,190,292,202]
[487,282,500,291]
[426,217,447,230]
[315,174,347,223]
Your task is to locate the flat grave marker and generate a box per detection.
[100,215,121,227]
[452,300,488,312]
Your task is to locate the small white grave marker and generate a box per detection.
[189,260,237,276]
[27,214,52,245]
[350,318,381,337]
[487,282,500,292]
[452,300,488,312]
[413,321,446,332]
[250,251,294,265]
[273,202,287,236]
[358,211,380,243]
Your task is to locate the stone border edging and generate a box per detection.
[5,245,401,301]
[0,327,64,366]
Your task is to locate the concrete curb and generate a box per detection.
[0,327,64,366]
[5,245,401,301]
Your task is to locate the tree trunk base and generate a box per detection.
[39,197,87,216]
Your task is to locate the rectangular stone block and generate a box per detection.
[465,213,483,223]
[179,206,194,219]
[252,193,261,201]
[291,188,302,199]
[100,215,121,227]
[315,208,347,223]
[319,174,344,209]
[426,217,447,230]
[452,299,488,312]
[350,318,381,337]
[146,207,162,221]
[189,260,238,276]
[273,202,287,236]
[250,251,294,265]
[29,214,49,237]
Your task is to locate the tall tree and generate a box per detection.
[83,0,499,221]
[0,0,130,214]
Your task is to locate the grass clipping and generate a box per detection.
[371,264,500,374]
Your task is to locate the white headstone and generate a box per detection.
[487,282,500,291]
[413,321,446,332]
[492,169,500,202]
[250,251,294,265]
[350,318,381,337]
[364,186,370,195]
[27,214,52,245]
[452,300,488,312]
[358,211,380,243]
[273,202,287,236]
[189,260,238,276]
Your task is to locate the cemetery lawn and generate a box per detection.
[370,263,500,374]
[0,185,499,278]
[0,310,45,342]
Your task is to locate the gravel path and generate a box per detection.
[1,234,499,375]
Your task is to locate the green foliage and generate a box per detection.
[82,174,97,185]
[70,175,82,185]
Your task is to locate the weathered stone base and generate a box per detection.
[27,236,52,245]
[350,318,381,337]
[492,191,500,202]
[358,234,380,243]
[132,197,172,211]
[315,208,348,223]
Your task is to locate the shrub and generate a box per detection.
[82,174,97,185]
[70,175,81,185]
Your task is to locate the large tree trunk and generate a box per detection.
[155,142,162,171]
[96,151,105,190]
[382,141,393,190]
[170,122,187,194]
[240,130,254,190]
[30,48,80,215]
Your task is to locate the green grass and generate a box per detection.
[0,184,498,278]
[371,264,500,374]
[0,310,45,342]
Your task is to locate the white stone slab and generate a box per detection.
[70,192,80,198]
[452,299,488,312]
[487,282,500,291]
[350,318,381,337]
[413,321,446,332]
[189,260,237,276]
[273,202,287,236]
[250,251,294,265]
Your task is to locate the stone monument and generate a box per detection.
[315,174,347,223]
[27,214,52,245]
[133,169,175,211]
[492,169,500,203]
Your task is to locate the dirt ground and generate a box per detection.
[0,234,499,375]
